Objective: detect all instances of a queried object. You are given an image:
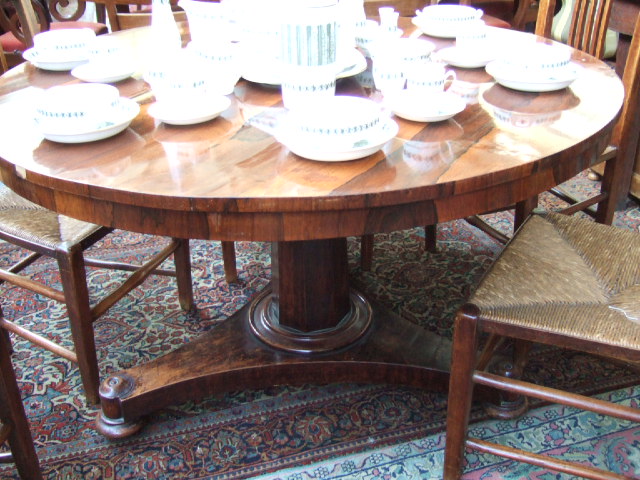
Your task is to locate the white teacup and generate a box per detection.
[145,50,212,110]
[281,65,336,111]
[355,19,382,57]
[372,48,406,94]
[35,83,120,132]
[187,40,240,95]
[86,36,134,70]
[394,37,436,70]
[455,19,488,51]
[178,0,232,42]
[378,7,399,32]
[406,62,457,97]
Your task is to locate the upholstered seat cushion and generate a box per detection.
[0,21,108,53]
[0,183,102,250]
[471,212,640,351]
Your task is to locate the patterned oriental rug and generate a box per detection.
[0,177,639,479]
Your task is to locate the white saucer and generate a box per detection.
[23,48,88,71]
[148,96,231,125]
[71,61,136,83]
[390,91,466,122]
[37,98,140,143]
[485,60,581,92]
[242,49,367,86]
[436,46,498,68]
[279,117,399,162]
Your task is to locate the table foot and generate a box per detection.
[95,410,144,439]
[97,290,452,439]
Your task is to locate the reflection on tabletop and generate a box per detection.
[16,0,589,168]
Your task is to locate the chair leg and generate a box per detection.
[1,326,12,354]
[221,241,238,284]
[360,234,374,272]
[596,155,629,224]
[514,195,537,230]
[425,224,438,253]
[172,238,194,311]
[0,311,43,480]
[57,246,101,405]
[444,304,481,480]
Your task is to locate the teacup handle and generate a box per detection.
[444,70,457,90]
[474,8,484,19]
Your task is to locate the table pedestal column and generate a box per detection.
[96,238,452,438]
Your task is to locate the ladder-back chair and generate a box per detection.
[443,9,640,478]
[443,210,640,479]
[96,0,187,32]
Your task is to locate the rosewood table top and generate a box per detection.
[0,25,623,242]
[0,22,624,437]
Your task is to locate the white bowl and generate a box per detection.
[415,4,483,23]
[282,95,384,149]
[32,28,95,61]
[35,83,121,132]
[413,5,483,38]
[500,43,572,76]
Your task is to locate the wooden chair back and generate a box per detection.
[1,0,107,70]
[535,0,613,58]
[0,310,43,480]
[0,40,8,72]
[364,0,435,17]
[96,0,186,31]
[529,0,638,224]
[2,0,44,49]
[363,0,485,18]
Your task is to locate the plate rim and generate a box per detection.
[148,96,232,125]
[390,91,466,122]
[71,62,136,83]
[242,48,367,86]
[486,60,580,86]
[24,47,89,71]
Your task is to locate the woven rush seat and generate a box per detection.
[0,183,102,248]
[443,211,640,480]
[471,212,640,354]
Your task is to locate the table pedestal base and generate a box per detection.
[96,289,452,439]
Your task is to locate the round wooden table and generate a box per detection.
[0,24,623,437]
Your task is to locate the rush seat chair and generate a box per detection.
[443,211,640,479]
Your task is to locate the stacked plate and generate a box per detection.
[34,83,139,143]
[277,96,398,161]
